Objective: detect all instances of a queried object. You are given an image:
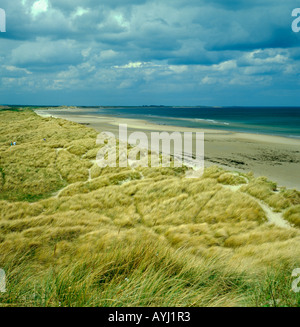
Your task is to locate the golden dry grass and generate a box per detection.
[284,205,300,227]
[241,177,300,212]
[0,108,299,307]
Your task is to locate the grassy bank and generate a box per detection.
[0,108,299,307]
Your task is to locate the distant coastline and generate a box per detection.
[35,107,300,190]
[29,105,300,139]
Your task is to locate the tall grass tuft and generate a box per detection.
[0,108,299,307]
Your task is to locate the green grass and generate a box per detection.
[0,108,299,307]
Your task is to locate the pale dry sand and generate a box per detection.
[35,109,300,190]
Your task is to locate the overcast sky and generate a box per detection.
[0,0,300,106]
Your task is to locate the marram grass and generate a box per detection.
[0,108,299,307]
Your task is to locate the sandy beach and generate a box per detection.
[35,108,300,190]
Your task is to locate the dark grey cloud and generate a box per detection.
[0,0,300,106]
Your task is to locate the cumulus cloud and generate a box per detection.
[0,0,300,105]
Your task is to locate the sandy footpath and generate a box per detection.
[35,109,300,190]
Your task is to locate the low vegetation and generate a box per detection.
[0,108,299,307]
[240,177,300,212]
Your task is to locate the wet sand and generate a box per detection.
[35,108,300,190]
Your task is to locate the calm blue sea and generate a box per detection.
[82,106,300,139]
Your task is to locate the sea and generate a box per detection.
[75,106,300,139]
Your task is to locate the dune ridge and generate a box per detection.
[0,108,299,307]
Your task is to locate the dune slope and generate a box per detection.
[0,108,299,307]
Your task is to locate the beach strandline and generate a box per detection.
[35,108,300,190]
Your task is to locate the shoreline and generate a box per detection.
[35,108,300,190]
[34,107,300,140]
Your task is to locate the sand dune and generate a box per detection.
[35,109,300,190]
